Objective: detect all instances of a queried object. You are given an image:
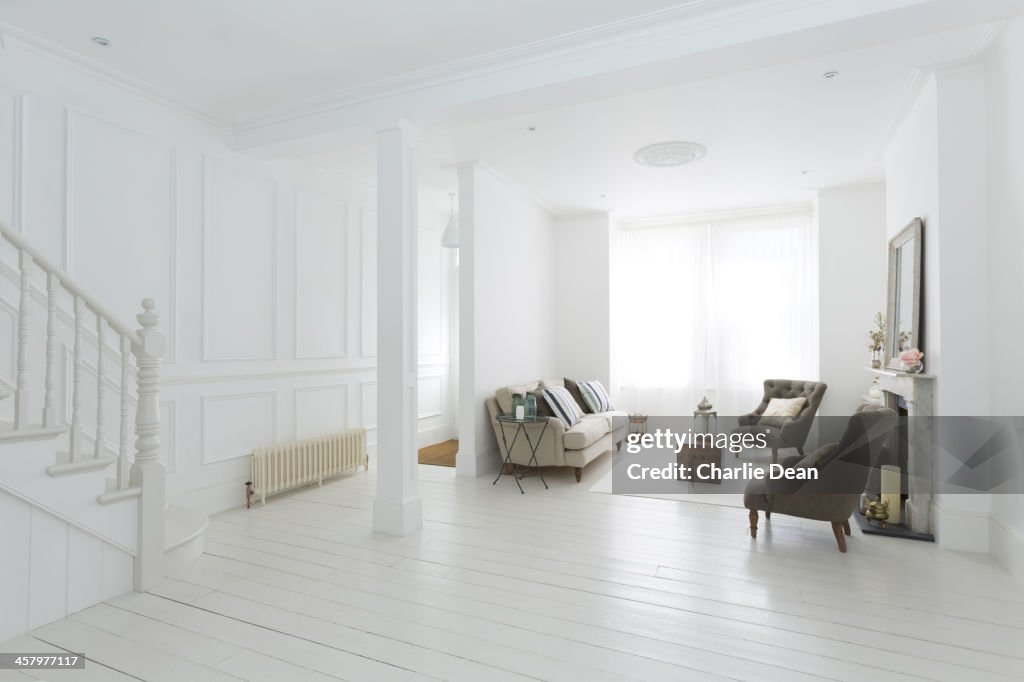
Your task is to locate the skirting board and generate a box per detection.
[933,501,991,554]
[990,516,1024,584]
[456,445,500,479]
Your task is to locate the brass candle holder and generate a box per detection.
[865,495,890,528]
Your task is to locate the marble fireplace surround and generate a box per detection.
[871,367,936,535]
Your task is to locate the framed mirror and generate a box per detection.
[885,218,923,369]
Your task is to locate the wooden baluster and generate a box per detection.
[131,298,166,591]
[118,335,130,490]
[94,315,106,458]
[14,251,32,429]
[69,296,84,461]
[43,272,58,427]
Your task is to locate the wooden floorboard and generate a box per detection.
[4,453,1023,681]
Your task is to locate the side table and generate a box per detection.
[493,415,551,494]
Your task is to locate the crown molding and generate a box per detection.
[0,21,232,131]
[234,0,931,141]
[618,202,813,229]
[868,19,1007,162]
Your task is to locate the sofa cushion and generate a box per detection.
[496,381,539,414]
[578,380,613,413]
[542,386,584,428]
[530,390,555,418]
[762,396,807,418]
[564,378,592,413]
[540,378,564,389]
[563,415,608,450]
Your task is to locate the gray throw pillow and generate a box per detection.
[564,378,591,413]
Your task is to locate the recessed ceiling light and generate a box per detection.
[600,194,607,198]
[634,141,707,168]
[91,36,111,47]
[822,71,839,79]
[527,126,536,132]
[801,170,811,175]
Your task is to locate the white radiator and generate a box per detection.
[250,427,368,506]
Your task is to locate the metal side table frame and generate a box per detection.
[492,415,550,493]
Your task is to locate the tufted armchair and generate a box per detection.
[744,404,897,552]
[733,379,827,464]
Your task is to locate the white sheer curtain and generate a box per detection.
[611,208,818,415]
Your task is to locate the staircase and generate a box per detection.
[0,222,203,640]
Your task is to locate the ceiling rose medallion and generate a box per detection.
[633,141,707,167]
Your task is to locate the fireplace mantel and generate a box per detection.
[864,366,936,534]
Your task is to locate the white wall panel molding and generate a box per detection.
[294,186,348,360]
[162,363,375,386]
[359,208,377,358]
[200,391,277,464]
[359,380,377,431]
[201,155,278,362]
[160,401,176,474]
[293,384,349,439]
[63,108,179,361]
[0,89,25,232]
[417,374,444,420]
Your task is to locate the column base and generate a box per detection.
[373,497,423,536]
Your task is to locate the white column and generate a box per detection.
[372,120,422,536]
[455,163,479,478]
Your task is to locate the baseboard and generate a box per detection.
[933,500,991,553]
[417,423,456,448]
[990,516,1024,583]
[168,481,246,516]
[456,445,500,478]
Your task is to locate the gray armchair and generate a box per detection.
[744,404,897,552]
[734,379,827,463]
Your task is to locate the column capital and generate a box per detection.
[372,117,419,140]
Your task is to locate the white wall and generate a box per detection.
[816,183,887,418]
[986,17,1024,581]
[457,164,556,476]
[884,63,998,555]
[554,213,611,386]
[0,38,456,516]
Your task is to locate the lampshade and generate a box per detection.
[441,192,459,248]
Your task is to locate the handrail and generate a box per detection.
[0,222,141,344]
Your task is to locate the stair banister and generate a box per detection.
[0,223,142,344]
[1,222,165,592]
[131,298,165,591]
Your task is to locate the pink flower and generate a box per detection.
[900,348,924,364]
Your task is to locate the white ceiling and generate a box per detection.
[0,0,697,123]
[304,22,996,217]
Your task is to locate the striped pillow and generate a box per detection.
[578,380,613,413]
[541,386,584,428]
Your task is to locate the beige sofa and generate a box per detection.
[485,379,626,482]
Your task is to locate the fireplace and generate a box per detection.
[859,367,936,540]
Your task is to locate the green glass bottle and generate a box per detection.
[511,393,524,420]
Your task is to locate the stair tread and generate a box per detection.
[47,456,117,476]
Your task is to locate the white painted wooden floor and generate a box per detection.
[3,454,1024,682]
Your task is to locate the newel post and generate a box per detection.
[130,298,166,591]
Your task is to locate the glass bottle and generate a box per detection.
[525,393,537,420]
[512,393,525,420]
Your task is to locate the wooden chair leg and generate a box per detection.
[749,510,758,539]
[771,448,778,464]
[574,467,582,482]
[765,511,771,520]
[831,522,847,552]
[842,519,851,535]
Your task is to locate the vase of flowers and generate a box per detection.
[867,312,885,368]
[899,347,924,373]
